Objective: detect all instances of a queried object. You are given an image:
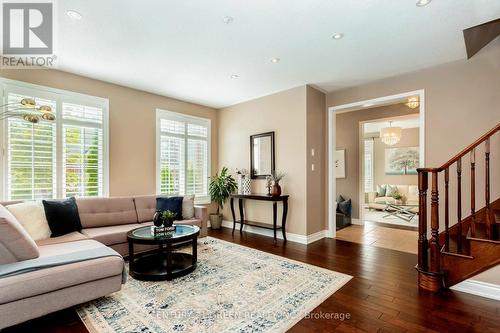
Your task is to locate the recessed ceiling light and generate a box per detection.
[223,16,234,24]
[230,74,239,79]
[271,58,280,63]
[332,33,344,40]
[416,0,432,7]
[66,10,82,20]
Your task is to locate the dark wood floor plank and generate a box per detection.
[5,227,500,332]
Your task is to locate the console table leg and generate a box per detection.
[230,198,236,234]
[273,202,277,243]
[282,199,288,242]
[239,199,244,233]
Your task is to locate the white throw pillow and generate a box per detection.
[6,201,51,241]
[182,195,195,219]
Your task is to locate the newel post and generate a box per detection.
[429,171,441,276]
[417,170,428,271]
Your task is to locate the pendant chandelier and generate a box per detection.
[0,98,55,123]
[380,121,402,146]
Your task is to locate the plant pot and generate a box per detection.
[271,184,282,197]
[163,218,174,228]
[210,214,223,229]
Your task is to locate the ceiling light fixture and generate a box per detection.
[230,74,239,79]
[416,0,432,7]
[332,33,344,40]
[223,16,234,24]
[66,10,83,20]
[380,121,402,146]
[406,97,420,109]
[271,58,280,63]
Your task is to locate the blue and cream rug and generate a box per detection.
[77,237,352,333]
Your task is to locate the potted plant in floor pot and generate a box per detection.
[209,167,237,229]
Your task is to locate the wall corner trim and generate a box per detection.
[451,279,500,301]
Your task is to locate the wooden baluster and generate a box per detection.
[485,139,491,239]
[457,158,462,252]
[444,168,450,252]
[417,171,428,271]
[470,149,476,237]
[430,171,440,276]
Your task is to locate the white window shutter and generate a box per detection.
[157,111,210,202]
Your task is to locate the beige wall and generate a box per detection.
[218,86,308,235]
[372,127,419,189]
[306,86,326,235]
[335,104,419,218]
[0,69,218,197]
[328,38,500,284]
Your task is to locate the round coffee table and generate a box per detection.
[127,224,200,281]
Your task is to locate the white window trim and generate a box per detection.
[364,138,375,193]
[156,109,211,205]
[0,77,109,200]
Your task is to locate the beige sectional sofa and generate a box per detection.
[367,184,419,211]
[0,195,208,329]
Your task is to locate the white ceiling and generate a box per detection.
[364,115,420,134]
[55,1,500,108]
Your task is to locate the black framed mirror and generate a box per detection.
[250,131,275,179]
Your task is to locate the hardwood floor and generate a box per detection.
[336,221,418,254]
[5,228,500,333]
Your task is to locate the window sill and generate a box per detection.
[194,197,211,206]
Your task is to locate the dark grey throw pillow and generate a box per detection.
[338,199,351,217]
[42,197,82,237]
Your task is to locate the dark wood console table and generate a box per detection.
[229,194,289,243]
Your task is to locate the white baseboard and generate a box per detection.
[351,218,362,225]
[451,279,500,301]
[216,220,327,245]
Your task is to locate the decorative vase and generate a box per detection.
[153,211,162,227]
[163,218,174,228]
[242,177,251,195]
[237,174,244,194]
[210,214,223,229]
[271,184,282,197]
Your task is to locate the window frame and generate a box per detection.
[363,138,375,193]
[156,109,211,205]
[0,78,109,200]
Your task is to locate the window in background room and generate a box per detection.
[364,138,374,193]
[1,81,108,200]
[156,110,210,203]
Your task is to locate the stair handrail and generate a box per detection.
[416,122,499,291]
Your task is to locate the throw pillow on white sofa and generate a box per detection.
[6,201,51,241]
[182,195,195,219]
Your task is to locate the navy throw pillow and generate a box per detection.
[338,199,351,217]
[156,196,184,221]
[42,197,82,237]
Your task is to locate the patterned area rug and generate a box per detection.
[77,237,351,333]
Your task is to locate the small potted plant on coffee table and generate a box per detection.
[161,210,177,230]
[209,167,237,229]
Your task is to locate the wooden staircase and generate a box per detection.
[416,123,500,291]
